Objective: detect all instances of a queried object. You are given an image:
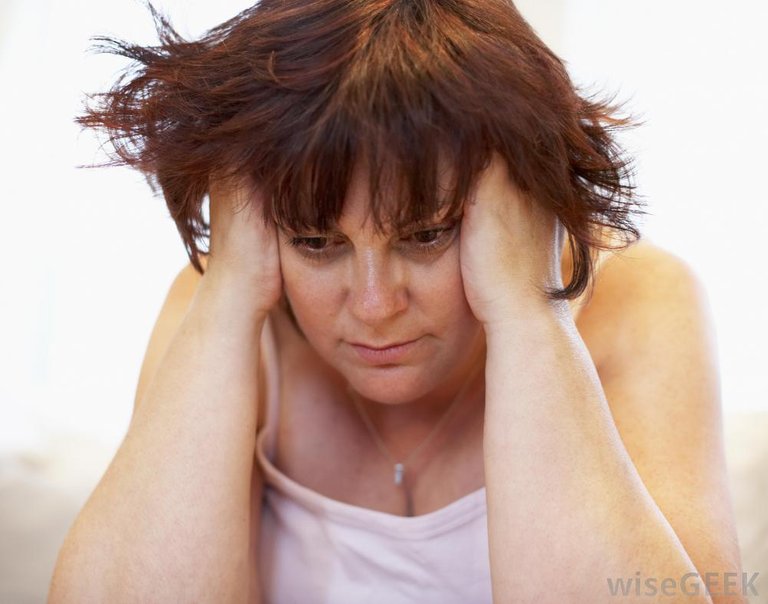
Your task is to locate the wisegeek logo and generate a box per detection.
[606,571,760,598]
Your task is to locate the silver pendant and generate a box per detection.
[394,463,404,485]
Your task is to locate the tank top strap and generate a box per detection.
[258,312,282,463]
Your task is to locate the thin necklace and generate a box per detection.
[346,362,483,514]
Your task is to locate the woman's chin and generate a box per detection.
[344,365,434,405]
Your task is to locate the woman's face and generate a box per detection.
[277,162,485,405]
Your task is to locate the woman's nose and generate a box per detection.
[347,250,408,324]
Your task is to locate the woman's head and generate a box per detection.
[80,0,643,302]
[278,153,485,402]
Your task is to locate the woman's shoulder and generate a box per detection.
[132,256,208,412]
[591,237,705,309]
[157,252,275,432]
[577,236,710,372]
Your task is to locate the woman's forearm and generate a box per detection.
[49,273,266,603]
[482,304,711,603]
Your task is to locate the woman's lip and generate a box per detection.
[350,339,416,350]
[349,338,422,364]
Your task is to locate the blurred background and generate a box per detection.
[1,1,766,602]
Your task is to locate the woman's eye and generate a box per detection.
[411,229,444,244]
[299,237,328,250]
[287,222,458,261]
[405,222,459,252]
[288,236,338,260]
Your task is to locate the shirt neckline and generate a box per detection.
[256,428,487,539]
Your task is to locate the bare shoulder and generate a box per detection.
[601,237,703,286]
[578,238,713,374]
[596,238,708,313]
[134,252,268,430]
[133,255,205,412]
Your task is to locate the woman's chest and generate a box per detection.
[260,292,609,517]
[268,329,486,515]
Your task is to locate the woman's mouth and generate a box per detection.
[348,337,422,365]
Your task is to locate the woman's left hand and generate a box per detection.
[458,153,568,328]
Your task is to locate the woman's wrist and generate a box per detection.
[192,267,276,325]
[481,295,572,339]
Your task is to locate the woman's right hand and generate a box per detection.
[205,171,283,316]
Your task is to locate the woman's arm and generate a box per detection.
[458,156,743,602]
[49,267,268,603]
[481,243,744,603]
[50,175,281,603]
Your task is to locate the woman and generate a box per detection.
[51,1,745,602]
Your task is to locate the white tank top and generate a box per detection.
[254,316,493,604]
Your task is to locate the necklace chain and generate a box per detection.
[346,362,482,487]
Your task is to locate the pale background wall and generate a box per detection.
[0,2,766,601]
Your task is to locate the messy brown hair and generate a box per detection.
[78,0,644,301]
